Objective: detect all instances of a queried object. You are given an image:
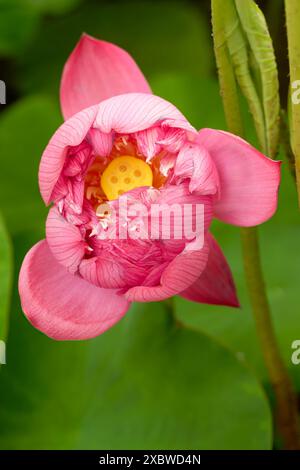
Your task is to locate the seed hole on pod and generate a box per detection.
[124,177,131,184]
[134,170,141,177]
[111,176,118,184]
[119,165,127,172]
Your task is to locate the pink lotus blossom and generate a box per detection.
[18,34,280,340]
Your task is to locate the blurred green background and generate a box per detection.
[0,0,298,450]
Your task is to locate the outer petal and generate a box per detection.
[46,206,86,274]
[19,240,130,340]
[125,241,209,302]
[60,34,152,119]
[198,129,281,226]
[94,93,196,134]
[39,105,98,204]
[180,234,239,307]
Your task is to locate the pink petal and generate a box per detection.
[87,128,113,156]
[125,240,209,302]
[46,206,86,274]
[39,105,98,204]
[135,127,163,161]
[94,93,196,134]
[158,127,186,153]
[151,182,213,236]
[79,256,136,289]
[180,234,239,307]
[174,142,219,195]
[60,34,152,120]
[18,240,130,340]
[197,129,281,226]
[160,153,177,177]
[63,141,93,178]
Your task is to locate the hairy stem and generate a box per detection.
[241,227,300,449]
[212,0,300,449]
[164,298,184,328]
[285,0,300,205]
[280,110,296,181]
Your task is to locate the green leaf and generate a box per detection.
[234,0,280,156]
[0,95,62,234]
[0,213,12,342]
[211,0,244,137]
[285,0,300,197]
[22,0,82,15]
[16,1,213,96]
[211,0,280,156]
[0,0,83,57]
[0,291,272,449]
[0,0,39,57]
[152,75,227,131]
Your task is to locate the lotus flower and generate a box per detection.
[18,34,280,340]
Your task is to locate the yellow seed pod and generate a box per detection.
[101,156,153,200]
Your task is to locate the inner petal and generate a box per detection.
[101,155,153,200]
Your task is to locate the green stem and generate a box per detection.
[212,0,300,449]
[241,227,300,449]
[164,298,183,328]
[164,297,175,317]
[280,110,296,181]
[285,0,300,205]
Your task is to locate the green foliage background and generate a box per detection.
[0,0,298,449]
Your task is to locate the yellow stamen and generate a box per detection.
[100,155,153,200]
